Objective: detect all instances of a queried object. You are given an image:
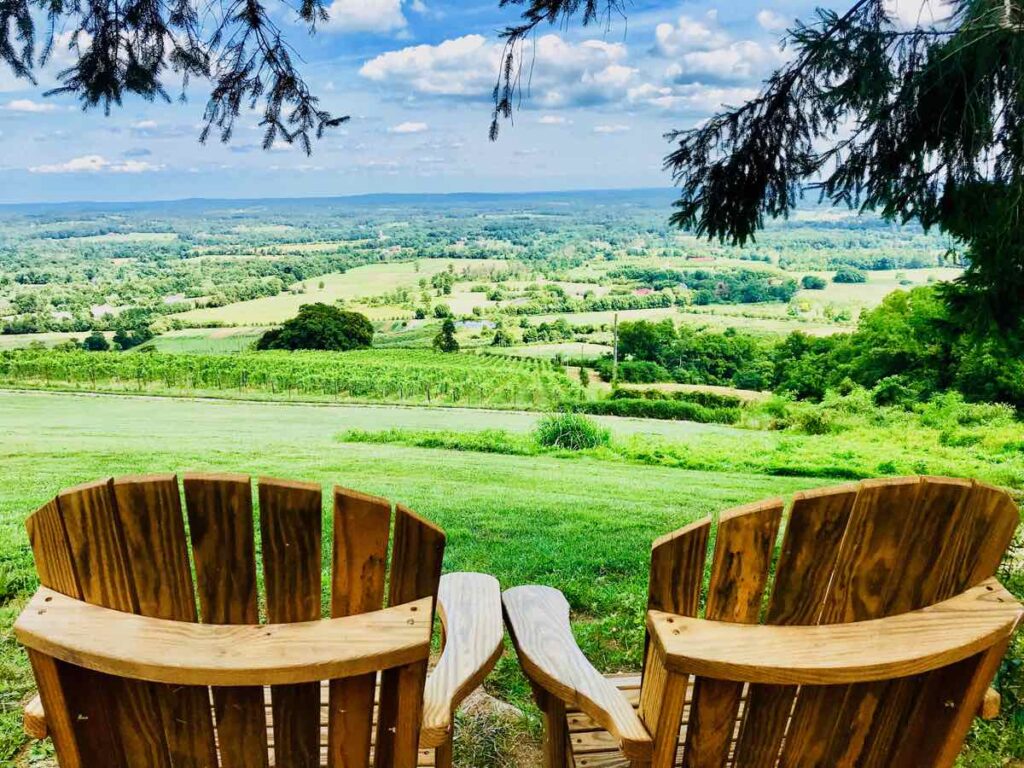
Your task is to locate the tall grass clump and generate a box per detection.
[535,412,610,451]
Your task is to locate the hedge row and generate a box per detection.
[568,398,741,424]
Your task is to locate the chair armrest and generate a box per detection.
[421,573,504,748]
[16,587,432,686]
[502,585,652,762]
[649,577,1023,686]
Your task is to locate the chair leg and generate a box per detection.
[435,736,454,768]
[535,688,571,768]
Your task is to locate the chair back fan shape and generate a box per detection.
[641,476,1021,768]
[20,473,445,768]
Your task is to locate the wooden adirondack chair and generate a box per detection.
[15,473,504,768]
[503,476,1024,768]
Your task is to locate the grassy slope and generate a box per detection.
[0,391,1019,765]
[0,390,816,761]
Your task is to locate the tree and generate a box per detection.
[493,0,1024,336]
[257,303,373,351]
[112,308,155,350]
[83,331,111,351]
[433,304,453,319]
[491,322,515,347]
[433,319,460,353]
[0,0,346,152]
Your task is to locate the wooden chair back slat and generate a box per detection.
[184,473,269,768]
[376,504,446,768]
[57,479,172,768]
[732,484,857,767]
[113,474,219,768]
[328,487,392,768]
[641,518,711,768]
[259,478,323,768]
[681,499,782,768]
[26,500,109,768]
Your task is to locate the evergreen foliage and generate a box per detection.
[0,0,346,151]
[495,0,1024,335]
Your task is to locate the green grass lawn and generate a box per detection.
[0,390,1019,766]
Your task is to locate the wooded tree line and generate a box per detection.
[610,285,1023,410]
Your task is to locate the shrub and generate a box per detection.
[617,360,671,383]
[433,304,453,319]
[257,303,373,351]
[535,412,610,450]
[801,275,827,290]
[793,407,839,435]
[833,268,868,284]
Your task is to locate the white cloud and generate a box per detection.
[325,0,406,33]
[594,124,630,134]
[389,121,429,134]
[360,33,634,108]
[757,9,788,32]
[672,41,787,83]
[653,14,787,84]
[29,154,163,174]
[131,119,159,130]
[538,115,569,125]
[654,13,729,57]
[5,99,57,113]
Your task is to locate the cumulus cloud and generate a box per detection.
[325,0,407,33]
[538,115,569,125]
[594,124,630,134]
[757,9,788,32]
[389,121,429,133]
[654,12,729,57]
[360,33,634,108]
[5,99,57,113]
[29,154,163,174]
[653,14,787,84]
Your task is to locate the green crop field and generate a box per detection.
[0,390,1019,767]
[0,348,583,409]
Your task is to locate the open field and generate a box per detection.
[0,390,1020,766]
[172,259,508,326]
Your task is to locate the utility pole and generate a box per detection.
[612,312,619,384]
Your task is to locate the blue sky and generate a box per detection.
[0,0,936,203]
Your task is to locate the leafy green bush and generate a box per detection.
[801,275,827,289]
[535,412,610,450]
[792,407,839,435]
[617,360,671,383]
[833,268,868,283]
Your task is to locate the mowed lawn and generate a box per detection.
[0,390,820,761]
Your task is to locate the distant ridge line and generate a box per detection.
[0,187,678,214]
